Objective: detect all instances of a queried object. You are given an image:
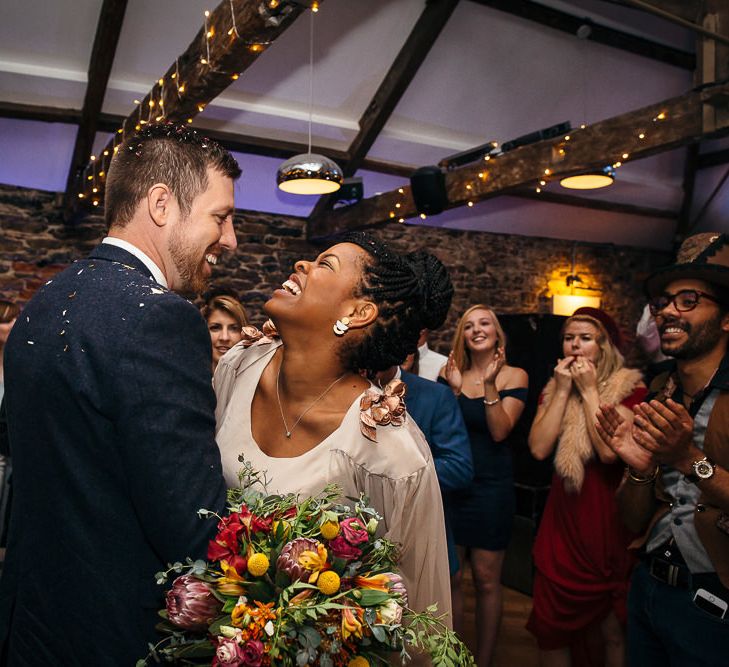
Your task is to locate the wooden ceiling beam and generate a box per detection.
[469,0,695,70]
[698,147,729,168]
[607,0,704,23]
[344,0,461,178]
[307,80,729,240]
[512,189,676,220]
[71,0,320,216]
[63,0,129,215]
[0,100,411,178]
[307,0,460,220]
[613,0,729,46]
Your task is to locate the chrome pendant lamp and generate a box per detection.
[557,26,615,192]
[277,6,342,195]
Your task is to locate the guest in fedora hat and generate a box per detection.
[597,232,729,667]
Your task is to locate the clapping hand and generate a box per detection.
[632,399,698,473]
[596,403,655,474]
[444,351,463,394]
[482,346,505,385]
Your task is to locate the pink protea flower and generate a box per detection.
[276,537,319,582]
[166,574,223,631]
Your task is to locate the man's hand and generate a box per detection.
[632,399,700,474]
[596,403,654,474]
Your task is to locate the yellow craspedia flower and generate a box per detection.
[317,570,341,595]
[247,552,270,577]
[348,657,369,667]
[320,520,340,540]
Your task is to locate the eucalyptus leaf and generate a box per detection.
[370,624,387,643]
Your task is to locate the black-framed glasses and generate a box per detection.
[648,289,721,316]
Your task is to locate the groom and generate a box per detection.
[0,124,240,665]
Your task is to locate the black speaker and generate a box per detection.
[410,166,448,215]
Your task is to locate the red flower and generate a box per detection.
[340,518,369,546]
[239,639,265,666]
[329,535,363,561]
[208,526,241,563]
[249,514,273,534]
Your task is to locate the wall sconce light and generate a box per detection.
[552,243,601,315]
[553,293,602,316]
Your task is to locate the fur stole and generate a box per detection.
[542,367,643,493]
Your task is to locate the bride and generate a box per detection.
[214,232,453,619]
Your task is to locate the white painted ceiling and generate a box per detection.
[0,0,727,249]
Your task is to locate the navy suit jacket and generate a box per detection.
[401,370,472,492]
[0,244,227,665]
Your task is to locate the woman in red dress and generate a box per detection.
[526,309,646,667]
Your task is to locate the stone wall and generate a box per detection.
[0,184,671,354]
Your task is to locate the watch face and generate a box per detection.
[694,459,715,479]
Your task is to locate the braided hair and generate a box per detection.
[339,232,453,373]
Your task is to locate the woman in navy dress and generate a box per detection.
[439,304,528,666]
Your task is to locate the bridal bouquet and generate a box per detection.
[140,464,473,666]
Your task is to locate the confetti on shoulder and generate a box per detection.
[149,287,165,295]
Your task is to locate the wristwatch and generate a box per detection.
[686,456,716,483]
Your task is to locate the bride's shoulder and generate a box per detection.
[337,406,433,481]
[218,329,280,374]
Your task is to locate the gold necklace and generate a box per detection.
[275,365,346,438]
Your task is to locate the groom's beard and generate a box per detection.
[168,223,209,295]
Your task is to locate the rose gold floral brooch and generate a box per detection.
[359,378,407,442]
[239,319,279,348]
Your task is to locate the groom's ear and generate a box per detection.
[147,183,173,228]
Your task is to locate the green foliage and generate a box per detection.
[138,463,475,666]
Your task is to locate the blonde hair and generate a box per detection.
[562,314,624,384]
[0,300,19,324]
[201,295,248,328]
[451,304,507,372]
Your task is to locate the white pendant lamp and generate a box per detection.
[277,6,342,195]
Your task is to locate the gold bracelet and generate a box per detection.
[627,466,658,485]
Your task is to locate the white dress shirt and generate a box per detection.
[102,237,168,288]
[417,342,447,382]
